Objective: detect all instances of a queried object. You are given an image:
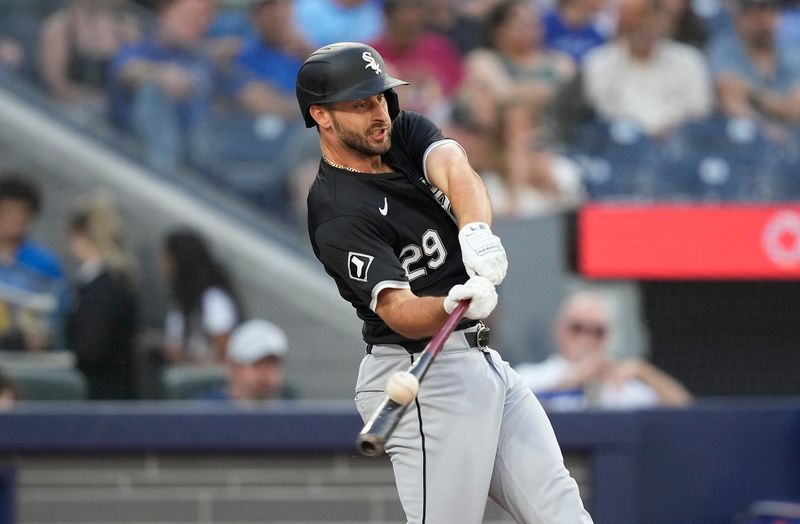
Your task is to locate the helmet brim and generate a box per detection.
[301,75,409,127]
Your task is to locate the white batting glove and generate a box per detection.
[443,276,498,320]
[458,222,508,285]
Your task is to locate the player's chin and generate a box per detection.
[367,137,391,155]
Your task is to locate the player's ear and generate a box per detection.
[309,104,332,130]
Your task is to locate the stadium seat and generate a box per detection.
[568,119,659,200]
[6,366,87,401]
[661,117,771,201]
[161,364,226,400]
[204,111,298,215]
[655,153,746,201]
[762,139,800,201]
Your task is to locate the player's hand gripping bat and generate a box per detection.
[356,300,470,457]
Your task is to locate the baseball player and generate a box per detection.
[296,42,593,524]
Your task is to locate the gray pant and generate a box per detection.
[355,329,594,524]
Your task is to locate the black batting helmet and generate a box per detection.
[296,42,409,128]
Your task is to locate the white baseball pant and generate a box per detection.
[355,327,594,524]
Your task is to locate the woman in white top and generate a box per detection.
[161,229,241,364]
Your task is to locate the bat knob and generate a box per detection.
[356,433,385,457]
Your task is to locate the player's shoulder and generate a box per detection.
[387,111,445,168]
[391,110,436,136]
[311,213,382,251]
[307,167,382,232]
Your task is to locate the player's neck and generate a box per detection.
[321,149,387,174]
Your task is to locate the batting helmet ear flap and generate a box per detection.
[385,88,401,122]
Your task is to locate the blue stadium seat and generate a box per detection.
[204,111,300,215]
[569,119,658,200]
[660,117,771,201]
[656,153,745,201]
[762,135,800,201]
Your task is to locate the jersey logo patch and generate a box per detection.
[362,52,382,75]
[378,197,388,216]
[348,252,374,282]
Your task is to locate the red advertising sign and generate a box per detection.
[578,204,800,279]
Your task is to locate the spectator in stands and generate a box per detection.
[294,0,383,48]
[583,0,712,137]
[483,101,586,217]
[108,0,217,172]
[161,228,241,364]
[777,0,800,50]
[196,319,293,402]
[515,290,693,411]
[0,36,24,73]
[665,0,710,48]
[0,367,17,409]
[203,5,253,66]
[227,0,319,221]
[371,0,464,123]
[707,0,800,132]
[0,173,67,353]
[38,0,141,121]
[66,193,138,400]
[234,0,312,122]
[541,0,609,64]
[426,0,484,56]
[462,0,575,125]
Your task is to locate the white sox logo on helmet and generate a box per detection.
[362,52,382,75]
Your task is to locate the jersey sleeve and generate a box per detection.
[314,216,409,312]
[392,111,445,174]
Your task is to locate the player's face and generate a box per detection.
[327,93,393,156]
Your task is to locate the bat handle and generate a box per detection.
[357,432,386,457]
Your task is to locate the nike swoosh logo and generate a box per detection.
[378,197,388,216]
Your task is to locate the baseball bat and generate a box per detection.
[356,299,470,457]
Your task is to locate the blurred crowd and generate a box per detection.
[1,0,796,405]
[0,170,292,406]
[0,168,691,408]
[0,0,797,223]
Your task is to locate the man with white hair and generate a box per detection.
[515,290,693,411]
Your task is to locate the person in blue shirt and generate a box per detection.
[233,0,312,121]
[223,0,319,220]
[541,0,608,64]
[0,172,68,352]
[108,0,217,173]
[707,0,800,129]
[293,0,383,48]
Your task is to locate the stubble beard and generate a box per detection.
[330,114,392,157]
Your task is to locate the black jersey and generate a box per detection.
[307,111,473,350]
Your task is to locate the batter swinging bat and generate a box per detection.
[356,299,470,457]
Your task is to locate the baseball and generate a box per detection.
[385,371,419,405]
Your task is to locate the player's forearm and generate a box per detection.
[375,291,449,339]
[425,143,493,227]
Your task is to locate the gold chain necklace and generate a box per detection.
[322,154,363,173]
